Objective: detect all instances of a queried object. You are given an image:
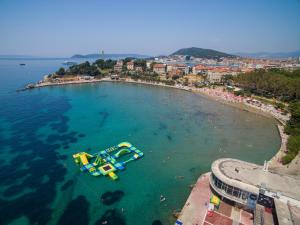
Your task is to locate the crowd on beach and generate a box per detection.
[191,85,291,168]
[197,87,244,103]
[193,86,290,124]
[120,78,291,125]
[244,98,290,124]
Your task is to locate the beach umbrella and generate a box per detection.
[210,194,220,206]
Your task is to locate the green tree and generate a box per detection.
[165,80,175,86]
[283,101,300,164]
[285,101,300,135]
[93,59,116,70]
[56,67,66,76]
[183,78,189,86]
[172,75,180,80]
[234,69,300,101]
[134,59,146,70]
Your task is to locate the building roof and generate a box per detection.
[211,158,300,205]
[153,63,166,68]
[116,60,123,65]
[194,64,207,70]
[127,61,134,65]
[175,63,188,68]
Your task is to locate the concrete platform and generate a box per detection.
[176,172,253,225]
[176,173,212,225]
[212,158,300,206]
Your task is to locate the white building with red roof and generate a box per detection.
[153,63,166,74]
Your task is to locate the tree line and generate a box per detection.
[54,58,148,77]
[55,60,118,77]
[234,69,300,101]
[283,101,300,164]
[234,68,300,164]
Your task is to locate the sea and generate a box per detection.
[0,58,280,225]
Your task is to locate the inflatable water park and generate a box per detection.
[72,142,144,180]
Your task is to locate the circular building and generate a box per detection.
[209,158,300,225]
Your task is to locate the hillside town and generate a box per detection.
[111,55,300,85]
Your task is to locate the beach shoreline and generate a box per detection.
[27,77,296,172]
[31,77,289,121]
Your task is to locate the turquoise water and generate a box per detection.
[0,59,280,225]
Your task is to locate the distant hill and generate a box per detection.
[235,50,300,59]
[71,53,150,59]
[171,47,235,59]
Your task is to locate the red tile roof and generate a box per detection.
[153,63,166,68]
[194,64,207,70]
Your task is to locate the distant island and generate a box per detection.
[171,47,236,59]
[71,53,151,59]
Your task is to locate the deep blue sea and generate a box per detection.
[0,59,280,225]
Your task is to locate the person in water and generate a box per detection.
[160,195,166,202]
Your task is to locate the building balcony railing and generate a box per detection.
[209,174,248,206]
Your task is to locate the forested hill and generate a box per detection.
[171,47,235,59]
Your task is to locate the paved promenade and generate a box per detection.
[176,173,211,225]
[176,172,253,225]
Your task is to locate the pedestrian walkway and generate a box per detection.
[176,172,254,225]
[176,173,212,225]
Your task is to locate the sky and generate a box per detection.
[0,0,300,57]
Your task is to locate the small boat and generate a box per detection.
[19,63,26,66]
